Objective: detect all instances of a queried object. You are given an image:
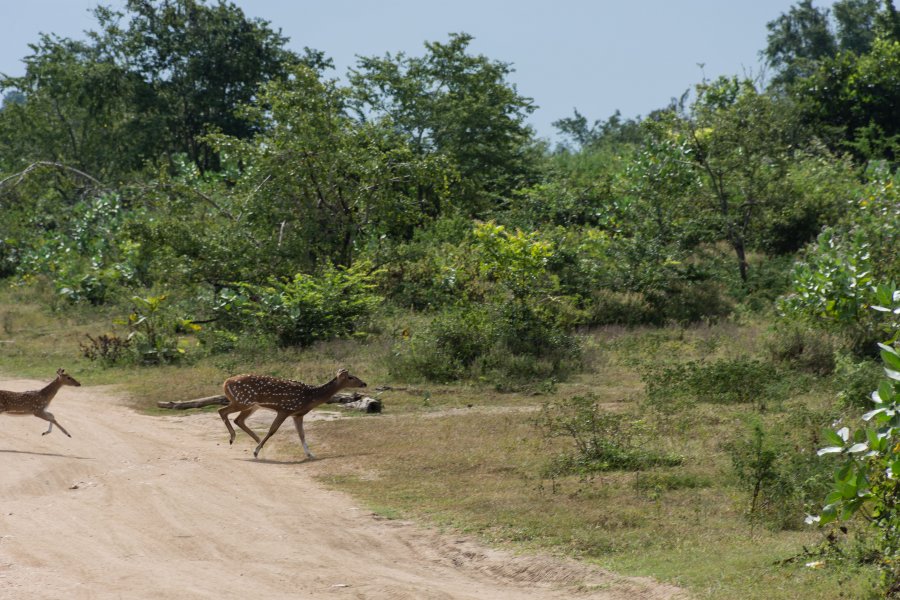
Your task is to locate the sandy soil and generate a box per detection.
[0,378,686,599]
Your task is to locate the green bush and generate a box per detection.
[727,419,831,530]
[85,294,188,366]
[766,322,838,375]
[778,172,900,355]
[832,354,883,409]
[588,290,656,326]
[535,394,682,478]
[647,278,733,326]
[376,216,480,310]
[121,295,187,365]
[808,337,900,592]
[12,194,151,304]
[390,301,580,386]
[645,357,785,411]
[215,263,382,347]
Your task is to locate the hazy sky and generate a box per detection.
[0,0,834,141]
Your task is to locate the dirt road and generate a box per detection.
[0,378,684,599]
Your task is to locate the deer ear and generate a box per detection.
[337,368,348,377]
[57,368,65,375]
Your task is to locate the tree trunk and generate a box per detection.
[732,237,749,282]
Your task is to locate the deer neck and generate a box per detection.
[309,376,343,404]
[39,377,63,402]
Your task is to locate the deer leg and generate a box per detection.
[218,403,245,444]
[37,411,71,438]
[253,412,290,458]
[292,414,316,459]
[234,406,261,444]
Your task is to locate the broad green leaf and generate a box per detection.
[837,426,851,442]
[838,479,858,500]
[836,462,853,481]
[824,429,846,446]
[867,428,888,451]
[881,347,900,372]
[878,381,894,404]
[825,490,843,505]
[841,500,861,520]
[819,504,838,525]
[891,459,900,478]
[879,342,899,356]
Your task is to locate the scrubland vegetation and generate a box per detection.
[3,0,900,597]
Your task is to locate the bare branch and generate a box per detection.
[0,161,106,190]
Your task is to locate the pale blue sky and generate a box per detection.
[0,0,835,141]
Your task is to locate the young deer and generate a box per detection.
[220,368,367,459]
[0,368,81,437]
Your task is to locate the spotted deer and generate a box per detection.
[0,368,81,437]
[220,369,367,459]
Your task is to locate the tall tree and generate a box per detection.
[670,78,807,281]
[349,33,538,217]
[150,65,453,283]
[94,0,300,170]
[0,34,140,179]
[795,36,900,161]
[0,0,303,180]
[764,0,836,85]
[833,0,879,53]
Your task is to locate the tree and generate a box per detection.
[0,34,140,180]
[874,0,900,41]
[349,33,538,216]
[796,37,900,161]
[670,78,808,281]
[763,0,886,86]
[764,0,837,85]
[0,0,302,179]
[92,0,300,170]
[552,109,644,152]
[146,65,453,285]
[833,0,879,53]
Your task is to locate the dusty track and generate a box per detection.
[0,378,685,599]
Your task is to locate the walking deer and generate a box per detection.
[0,368,81,437]
[220,368,367,459]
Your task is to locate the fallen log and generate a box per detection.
[156,395,227,409]
[157,392,382,413]
[327,392,382,413]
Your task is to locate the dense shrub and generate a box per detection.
[778,172,900,354]
[214,263,382,347]
[644,358,785,411]
[766,322,838,375]
[588,290,656,327]
[389,301,580,386]
[832,354,883,409]
[12,194,151,304]
[809,335,900,592]
[727,419,831,530]
[375,216,479,310]
[535,394,682,478]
